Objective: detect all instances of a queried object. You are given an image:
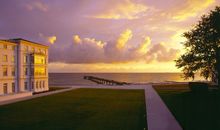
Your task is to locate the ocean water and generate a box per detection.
[49,73,204,87]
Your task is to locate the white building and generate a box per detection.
[0,38,49,100]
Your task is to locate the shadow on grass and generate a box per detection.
[155,88,220,130]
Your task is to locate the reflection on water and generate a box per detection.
[49,73,205,87]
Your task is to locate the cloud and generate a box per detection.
[48,36,57,44]
[73,35,106,48]
[73,35,82,44]
[130,37,180,63]
[25,1,49,12]
[83,38,106,48]
[49,35,107,63]
[116,29,133,49]
[49,30,179,64]
[103,29,133,62]
[171,0,215,21]
[89,0,148,20]
[146,42,180,62]
[39,33,56,44]
[135,36,151,54]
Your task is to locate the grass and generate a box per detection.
[0,88,147,130]
[154,84,220,130]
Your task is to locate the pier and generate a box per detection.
[84,76,129,85]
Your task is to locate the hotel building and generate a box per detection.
[0,38,49,99]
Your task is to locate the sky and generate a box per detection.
[0,0,220,73]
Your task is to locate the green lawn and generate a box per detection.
[0,88,147,130]
[154,85,220,130]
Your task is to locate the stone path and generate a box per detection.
[0,84,182,130]
[145,85,182,130]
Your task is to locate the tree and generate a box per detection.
[176,6,220,86]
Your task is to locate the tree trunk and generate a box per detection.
[217,69,220,87]
[216,48,220,87]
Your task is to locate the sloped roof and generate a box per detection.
[9,38,49,48]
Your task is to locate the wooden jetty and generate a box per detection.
[84,76,129,85]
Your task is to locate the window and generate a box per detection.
[24,82,28,90]
[26,55,28,63]
[12,56,15,62]
[39,81,42,88]
[24,46,28,52]
[24,67,28,76]
[23,55,28,63]
[31,68,34,76]
[34,67,46,76]
[34,55,45,64]
[12,67,15,76]
[43,81,45,88]
[12,82,15,93]
[42,49,46,54]
[3,66,7,76]
[12,46,15,50]
[24,55,26,63]
[32,48,35,52]
[36,81,38,89]
[30,56,34,64]
[3,55,7,62]
[31,81,34,90]
[3,83,8,94]
[3,44,7,49]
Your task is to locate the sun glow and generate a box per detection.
[49,61,180,73]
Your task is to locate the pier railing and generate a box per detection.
[84,76,129,85]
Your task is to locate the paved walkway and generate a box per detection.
[145,85,182,130]
[0,84,182,130]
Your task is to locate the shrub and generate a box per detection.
[189,82,208,93]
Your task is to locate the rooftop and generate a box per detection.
[1,38,48,48]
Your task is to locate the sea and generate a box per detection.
[49,73,205,87]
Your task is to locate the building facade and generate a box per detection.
[0,38,49,96]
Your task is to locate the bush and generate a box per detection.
[189,82,208,93]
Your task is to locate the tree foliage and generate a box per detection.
[176,6,220,83]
